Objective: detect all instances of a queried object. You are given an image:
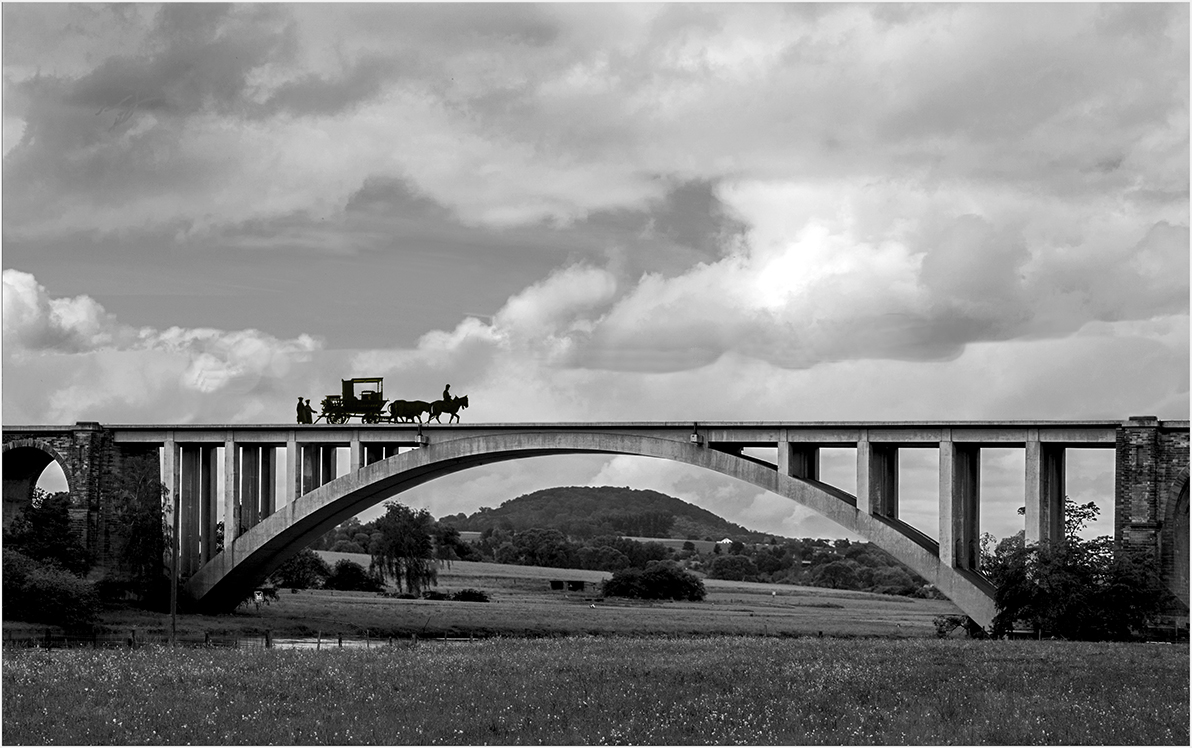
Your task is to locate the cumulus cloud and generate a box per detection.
[3,269,321,422]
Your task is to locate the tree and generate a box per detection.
[325,559,383,592]
[987,498,1171,640]
[370,502,438,595]
[270,548,331,589]
[708,554,758,581]
[4,489,91,576]
[602,560,706,601]
[108,453,169,603]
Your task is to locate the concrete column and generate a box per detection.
[365,445,384,465]
[180,446,201,576]
[223,438,238,547]
[350,436,363,474]
[241,446,260,531]
[200,446,218,564]
[1025,436,1065,546]
[320,446,337,486]
[940,439,981,570]
[164,434,178,582]
[302,445,320,494]
[261,447,275,519]
[778,437,820,480]
[287,434,299,506]
[858,437,898,518]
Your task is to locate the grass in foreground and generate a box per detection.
[4,638,1187,745]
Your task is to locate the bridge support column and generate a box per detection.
[287,434,299,506]
[201,447,218,564]
[364,445,384,465]
[241,446,260,532]
[350,437,362,473]
[1025,437,1065,546]
[940,440,980,570]
[179,446,215,577]
[857,437,898,518]
[301,445,320,494]
[778,438,819,480]
[320,447,337,486]
[262,448,276,519]
[224,439,239,545]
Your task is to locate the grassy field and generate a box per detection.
[4,637,1187,745]
[2,555,965,642]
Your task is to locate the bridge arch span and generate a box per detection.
[2,439,72,527]
[188,426,996,624]
[189,430,997,625]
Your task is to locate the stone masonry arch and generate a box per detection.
[2,439,73,529]
[1163,467,1189,610]
[188,431,997,626]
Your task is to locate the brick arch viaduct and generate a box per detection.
[3,418,1189,629]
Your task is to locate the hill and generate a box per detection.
[438,486,774,542]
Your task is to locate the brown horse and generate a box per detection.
[429,394,468,423]
[389,400,431,423]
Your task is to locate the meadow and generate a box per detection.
[10,555,964,644]
[3,637,1187,745]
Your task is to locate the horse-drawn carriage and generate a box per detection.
[315,378,467,424]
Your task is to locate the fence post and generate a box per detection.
[205,632,211,647]
[317,631,321,651]
[265,631,272,649]
[45,628,51,649]
[366,629,370,649]
[338,634,343,648]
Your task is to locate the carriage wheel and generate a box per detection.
[363,411,380,424]
[328,413,348,425]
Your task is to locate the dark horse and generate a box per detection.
[429,394,468,423]
[389,399,432,423]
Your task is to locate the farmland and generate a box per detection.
[4,637,1187,745]
[10,555,966,643]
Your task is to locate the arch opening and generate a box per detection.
[2,443,72,530]
[188,432,997,627]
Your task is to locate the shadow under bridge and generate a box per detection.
[186,428,996,626]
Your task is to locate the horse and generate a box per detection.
[389,399,432,423]
[429,394,468,424]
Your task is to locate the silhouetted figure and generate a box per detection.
[305,398,319,424]
[442,384,452,403]
[297,396,307,424]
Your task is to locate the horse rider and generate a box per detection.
[442,383,452,404]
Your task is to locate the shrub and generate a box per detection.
[270,549,332,589]
[324,560,384,592]
[422,590,450,601]
[3,550,100,627]
[602,561,705,601]
[451,588,490,602]
[708,554,758,582]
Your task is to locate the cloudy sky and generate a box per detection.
[3,3,1187,542]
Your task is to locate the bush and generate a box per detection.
[422,590,450,600]
[707,554,758,582]
[451,588,490,602]
[324,559,383,592]
[602,561,705,601]
[270,549,332,589]
[3,550,100,627]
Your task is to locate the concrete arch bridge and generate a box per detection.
[3,419,1188,628]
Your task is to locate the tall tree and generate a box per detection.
[987,498,1171,640]
[4,489,91,576]
[369,502,438,595]
[109,452,169,601]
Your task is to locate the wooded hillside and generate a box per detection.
[437,486,772,542]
